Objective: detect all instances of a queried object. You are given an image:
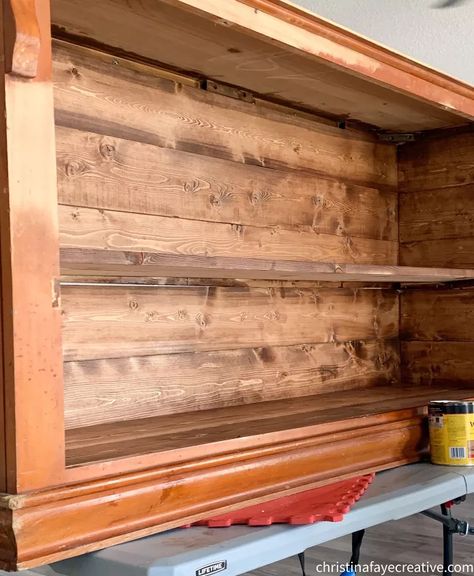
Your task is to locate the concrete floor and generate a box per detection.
[247,496,474,575]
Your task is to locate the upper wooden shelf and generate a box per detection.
[51,0,474,132]
[60,249,474,284]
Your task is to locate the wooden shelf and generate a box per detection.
[65,385,474,467]
[60,249,474,284]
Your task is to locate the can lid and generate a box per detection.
[429,400,474,413]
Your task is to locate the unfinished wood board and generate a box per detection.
[58,205,398,265]
[65,385,474,466]
[402,342,474,386]
[61,286,399,361]
[401,287,474,341]
[64,339,400,429]
[60,249,474,283]
[56,126,398,242]
[50,0,471,131]
[52,41,398,188]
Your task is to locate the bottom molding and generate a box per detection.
[2,416,426,569]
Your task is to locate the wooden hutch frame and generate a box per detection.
[0,0,472,569]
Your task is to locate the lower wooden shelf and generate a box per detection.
[66,384,474,467]
[5,384,472,570]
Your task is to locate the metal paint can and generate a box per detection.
[429,401,474,466]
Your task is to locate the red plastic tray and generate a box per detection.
[184,474,374,527]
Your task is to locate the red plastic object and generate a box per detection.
[183,474,374,527]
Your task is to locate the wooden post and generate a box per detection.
[0,0,65,493]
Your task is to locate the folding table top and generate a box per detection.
[21,463,473,576]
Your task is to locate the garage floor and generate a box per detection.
[247,496,474,575]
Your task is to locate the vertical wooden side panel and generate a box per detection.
[0,0,65,492]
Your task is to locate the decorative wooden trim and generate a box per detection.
[3,0,41,78]
[0,414,426,570]
[163,0,474,120]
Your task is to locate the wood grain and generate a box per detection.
[399,132,474,193]
[401,287,474,341]
[61,285,399,361]
[56,126,398,241]
[60,248,474,282]
[399,186,474,243]
[401,342,474,386]
[400,238,474,269]
[58,205,398,266]
[50,0,474,130]
[52,41,397,187]
[64,339,400,429]
[64,385,453,465]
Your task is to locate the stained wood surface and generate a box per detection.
[64,340,400,429]
[399,132,474,193]
[60,249,474,283]
[58,205,398,266]
[65,385,474,466]
[56,126,398,241]
[52,41,397,188]
[401,287,474,341]
[61,285,399,361]
[0,0,65,493]
[11,415,426,571]
[50,0,474,130]
[402,342,474,386]
[399,132,474,268]
[400,186,474,243]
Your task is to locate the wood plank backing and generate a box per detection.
[58,205,398,265]
[399,186,474,243]
[401,287,474,341]
[399,132,474,194]
[401,342,474,387]
[52,41,397,188]
[400,238,474,269]
[399,132,474,268]
[61,285,399,361]
[56,126,398,242]
[64,339,400,429]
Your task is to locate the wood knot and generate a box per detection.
[195,312,209,328]
[209,193,220,207]
[128,299,139,311]
[71,209,80,221]
[69,67,81,78]
[65,160,84,178]
[99,141,116,160]
[177,309,188,320]
[184,180,199,193]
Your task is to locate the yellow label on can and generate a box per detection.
[429,413,474,465]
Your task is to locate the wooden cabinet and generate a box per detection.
[0,0,472,569]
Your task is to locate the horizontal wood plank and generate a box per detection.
[64,340,400,429]
[401,342,474,386]
[399,132,474,193]
[58,205,398,265]
[56,126,398,241]
[401,287,474,341]
[61,285,399,361]
[400,238,474,268]
[60,248,474,283]
[52,41,397,188]
[399,186,474,243]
